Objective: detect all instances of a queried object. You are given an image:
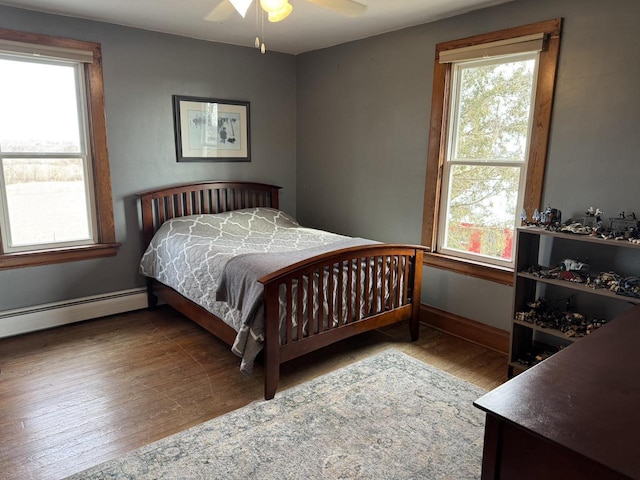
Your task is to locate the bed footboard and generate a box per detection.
[259,244,427,399]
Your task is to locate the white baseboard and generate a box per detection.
[0,288,148,339]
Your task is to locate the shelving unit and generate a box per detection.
[509,226,640,377]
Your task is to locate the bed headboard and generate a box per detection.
[137,181,281,247]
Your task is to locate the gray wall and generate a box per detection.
[2,0,639,333]
[296,0,640,330]
[0,6,297,311]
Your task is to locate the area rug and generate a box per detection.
[67,349,487,479]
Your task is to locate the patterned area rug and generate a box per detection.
[67,350,486,479]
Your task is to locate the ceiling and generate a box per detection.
[0,0,513,55]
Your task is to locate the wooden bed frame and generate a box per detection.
[138,181,427,399]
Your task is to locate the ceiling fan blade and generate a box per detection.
[304,0,367,17]
[204,0,237,22]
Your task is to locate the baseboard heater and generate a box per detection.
[0,288,149,339]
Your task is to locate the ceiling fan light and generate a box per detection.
[259,0,288,14]
[267,2,292,22]
[228,0,253,18]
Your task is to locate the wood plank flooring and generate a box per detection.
[0,306,507,480]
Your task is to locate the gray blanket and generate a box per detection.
[216,237,378,368]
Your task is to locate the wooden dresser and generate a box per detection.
[474,305,640,479]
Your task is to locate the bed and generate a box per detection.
[138,181,427,399]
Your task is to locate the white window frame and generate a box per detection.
[436,53,539,268]
[0,54,98,253]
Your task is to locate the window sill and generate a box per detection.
[0,242,121,270]
[424,251,514,286]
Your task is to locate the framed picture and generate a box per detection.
[172,95,250,162]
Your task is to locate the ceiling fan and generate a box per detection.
[205,0,367,23]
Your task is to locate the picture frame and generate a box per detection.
[172,95,250,162]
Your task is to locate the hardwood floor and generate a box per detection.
[0,306,507,480]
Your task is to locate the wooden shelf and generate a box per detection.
[509,226,640,379]
[516,272,640,305]
[508,361,529,374]
[518,226,640,249]
[513,319,581,343]
[508,339,562,374]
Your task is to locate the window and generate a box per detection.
[438,53,537,268]
[0,29,119,269]
[422,19,562,284]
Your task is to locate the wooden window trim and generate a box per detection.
[421,18,562,285]
[0,28,120,270]
[0,243,120,270]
